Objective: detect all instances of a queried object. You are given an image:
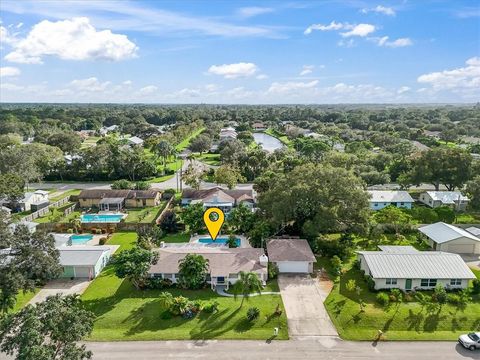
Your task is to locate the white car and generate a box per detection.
[458,332,480,351]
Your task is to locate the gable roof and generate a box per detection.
[182,187,254,202]
[466,227,480,236]
[424,191,469,203]
[58,246,110,266]
[128,136,144,145]
[377,245,419,254]
[358,251,475,279]
[79,189,159,200]
[149,247,266,277]
[418,222,480,244]
[367,190,414,203]
[267,238,316,262]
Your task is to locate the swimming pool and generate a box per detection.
[80,214,124,223]
[198,237,241,247]
[70,234,93,244]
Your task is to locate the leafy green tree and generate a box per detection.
[226,234,238,248]
[134,181,151,190]
[182,203,205,234]
[0,294,94,360]
[156,140,173,173]
[233,271,263,307]
[188,134,212,155]
[113,247,159,289]
[346,279,357,292]
[372,206,412,234]
[259,164,370,236]
[0,173,25,206]
[111,179,133,189]
[45,132,82,154]
[177,254,209,290]
[0,221,61,313]
[214,165,244,189]
[182,163,204,190]
[330,256,343,276]
[246,217,271,247]
[466,175,480,210]
[228,203,255,234]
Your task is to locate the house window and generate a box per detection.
[450,279,462,286]
[153,273,162,278]
[374,203,378,206]
[421,279,437,287]
[400,202,404,206]
[386,278,397,285]
[163,273,173,279]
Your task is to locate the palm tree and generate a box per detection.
[233,271,263,307]
[69,215,81,234]
[156,140,173,173]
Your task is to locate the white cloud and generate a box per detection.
[341,24,376,37]
[268,80,319,94]
[138,85,158,95]
[237,7,274,18]
[397,86,410,94]
[256,74,268,80]
[207,62,258,79]
[70,77,111,92]
[417,57,480,91]
[361,5,396,16]
[304,21,344,35]
[122,80,132,86]
[205,84,220,91]
[0,66,21,77]
[0,25,19,45]
[15,22,23,29]
[373,36,413,48]
[4,17,138,64]
[300,65,314,76]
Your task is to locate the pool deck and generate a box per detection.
[189,234,250,248]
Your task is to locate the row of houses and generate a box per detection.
[367,190,470,211]
[78,189,162,211]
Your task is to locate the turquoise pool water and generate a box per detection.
[198,237,241,247]
[80,214,124,223]
[70,234,93,244]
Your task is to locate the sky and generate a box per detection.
[0,0,479,104]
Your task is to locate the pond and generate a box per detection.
[252,132,284,152]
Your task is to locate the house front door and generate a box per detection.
[405,279,412,291]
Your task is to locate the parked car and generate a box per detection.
[458,332,480,351]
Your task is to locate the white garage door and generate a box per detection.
[277,261,309,273]
[446,244,475,254]
[74,267,92,278]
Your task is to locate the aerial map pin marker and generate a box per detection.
[203,207,225,241]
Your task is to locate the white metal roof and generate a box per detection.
[418,222,480,244]
[377,245,419,253]
[128,136,144,145]
[425,191,469,203]
[58,246,110,266]
[367,190,414,203]
[466,227,480,236]
[358,251,476,279]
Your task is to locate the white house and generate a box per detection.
[466,227,480,237]
[419,191,470,211]
[181,187,255,213]
[357,246,476,291]
[127,136,144,146]
[8,220,39,233]
[58,246,111,279]
[219,127,238,141]
[367,190,414,210]
[99,124,118,136]
[418,222,480,254]
[266,238,316,273]
[252,122,267,131]
[1,190,50,212]
[148,246,268,290]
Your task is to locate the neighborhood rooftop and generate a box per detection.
[149,247,267,277]
[424,191,469,203]
[182,187,254,201]
[357,250,476,279]
[418,222,480,244]
[377,245,419,253]
[367,190,414,203]
[58,246,111,266]
[79,189,159,199]
[267,238,316,262]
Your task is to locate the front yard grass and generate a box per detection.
[125,203,167,223]
[11,289,39,312]
[49,189,82,202]
[175,127,205,151]
[81,266,288,341]
[162,232,190,243]
[324,264,480,341]
[196,153,220,166]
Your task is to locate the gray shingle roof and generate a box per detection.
[267,238,316,262]
[58,246,110,266]
[358,251,475,279]
[418,222,480,244]
[367,190,414,203]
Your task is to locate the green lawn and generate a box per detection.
[125,203,167,223]
[81,266,288,341]
[81,136,100,149]
[32,202,78,224]
[265,128,292,146]
[11,289,39,312]
[324,266,480,341]
[196,153,220,166]
[162,233,191,243]
[49,189,82,202]
[148,159,183,183]
[175,127,205,151]
[106,232,138,251]
[455,212,480,224]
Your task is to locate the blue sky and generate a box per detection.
[0,0,479,103]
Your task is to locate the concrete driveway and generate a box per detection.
[278,274,338,338]
[28,279,91,305]
[461,254,480,270]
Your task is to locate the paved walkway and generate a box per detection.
[215,285,280,297]
[28,279,91,305]
[278,274,338,338]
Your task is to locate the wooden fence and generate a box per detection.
[22,196,72,222]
